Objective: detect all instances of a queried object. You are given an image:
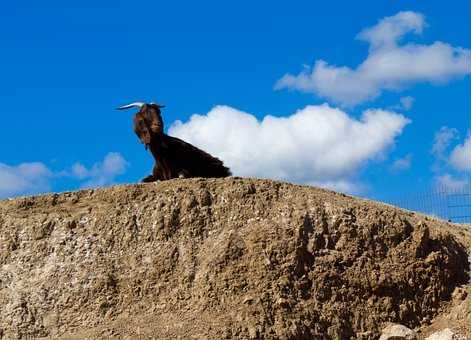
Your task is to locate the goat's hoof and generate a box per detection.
[142,175,156,183]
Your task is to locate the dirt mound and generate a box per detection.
[0,178,470,339]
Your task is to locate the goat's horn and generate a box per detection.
[116,102,146,110]
[149,102,166,108]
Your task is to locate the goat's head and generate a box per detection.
[117,102,166,149]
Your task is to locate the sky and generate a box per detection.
[1,0,471,203]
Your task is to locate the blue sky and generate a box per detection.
[1,0,471,202]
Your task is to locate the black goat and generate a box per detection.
[117,102,231,182]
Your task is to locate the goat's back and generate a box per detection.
[162,135,231,178]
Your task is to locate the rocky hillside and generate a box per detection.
[1,178,470,339]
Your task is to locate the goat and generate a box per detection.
[117,102,231,182]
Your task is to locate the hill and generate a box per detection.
[1,178,470,339]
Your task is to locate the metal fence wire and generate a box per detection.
[385,186,471,223]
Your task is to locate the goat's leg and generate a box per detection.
[141,174,157,183]
[141,164,165,182]
[153,163,168,180]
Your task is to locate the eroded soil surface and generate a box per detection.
[1,178,470,339]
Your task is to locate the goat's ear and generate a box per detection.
[133,114,152,148]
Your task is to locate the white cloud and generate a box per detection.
[435,174,469,191]
[169,104,409,193]
[0,162,53,198]
[431,126,459,159]
[449,133,471,172]
[399,96,415,111]
[275,11,471,106]
[391,154,412,172]
[431,129,471,191]
[357,11,425,51]
[71,152,129,188]
[308,179,363,194]
[0,153,129,199]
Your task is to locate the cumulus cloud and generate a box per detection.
[0,162,53,198]
[357,11,425,51]
[450,134,471,172]
[309,179,363,194]
[435,174,469,191]
[0,153,129,199]
[275,11,471,106]
[430,128,471,191]
[399,96,415,111]
[431,126,459,159]
[169,104,409,192]
[71,152,129,188]
[391,154,412,172]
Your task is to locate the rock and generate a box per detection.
[357,330,375,339]
[379,324,417,340]
[426,328,460,340]
[452,287,468,302]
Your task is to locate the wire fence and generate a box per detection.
[385,187,471,223]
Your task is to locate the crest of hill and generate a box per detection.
[0,178,470,339]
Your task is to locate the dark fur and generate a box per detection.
[133,104,231,182]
